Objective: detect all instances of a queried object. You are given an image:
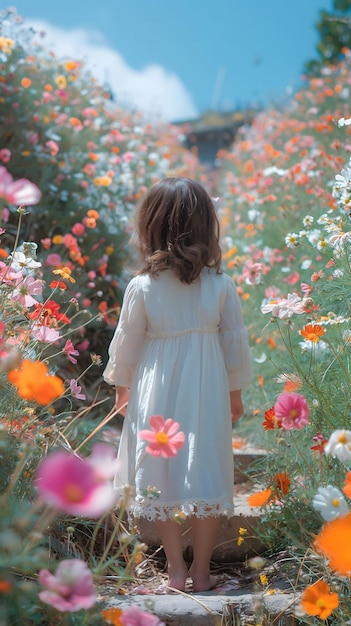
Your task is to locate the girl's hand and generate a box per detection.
[230,390,244,422]
[116,386,129,416]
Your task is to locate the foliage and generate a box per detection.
[305,0,351,76]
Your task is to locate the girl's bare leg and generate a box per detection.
[155,519,188,591]
[189,516,220,592]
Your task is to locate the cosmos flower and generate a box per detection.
[38,559,96,612]
[274,392,310,430]
[301,580,339,620]
[7,359,64,405]
[312,485,349,521]
[0,166,41,206]
[314,512,351,575]
[324,430,351,462]
[34,448,117,517]
[139,415,185,458]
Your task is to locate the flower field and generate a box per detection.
[217,47,351,622]
[2,4,351,625]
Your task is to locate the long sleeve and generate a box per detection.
[103,276,146,387]
[219,275,253,391]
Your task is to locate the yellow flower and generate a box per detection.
[55,75,67,89]
[52,235,63,244]
[53,267,75,283]
[260,574,268,586]
[0,37,14,54]
[105,246,114,256]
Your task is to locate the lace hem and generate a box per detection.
[131,495,234,521]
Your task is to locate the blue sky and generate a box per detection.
[9,0,334,121]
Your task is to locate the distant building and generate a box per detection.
[174,109,258,168]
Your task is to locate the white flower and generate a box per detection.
[285,233,299,248]
[254,352,267,363]
[9,251,41,272]
[338,116,351,127]
[312,485,349,521]
[324,429,351,462]
[263,166,288,177]
[302,215,314,227]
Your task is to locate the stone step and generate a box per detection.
[100,588,297,626]
[233,445,266,484]
[135,484,265,563]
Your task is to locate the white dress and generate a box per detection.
[103,269,253,521]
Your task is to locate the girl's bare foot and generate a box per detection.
[189,568,218,592]
[167,563,188,592]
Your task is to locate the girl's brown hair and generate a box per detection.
[135,177,222,284]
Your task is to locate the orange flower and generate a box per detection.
[101,607,123,625]
[21,77,31,88]
[314,512,351,575]
[7,360,64,406]
[247,488,272,507]
[53,266,75,283]
[273,472,290,496]
[93,176,113,187]
[299,323,325,342]
[342,471,351,498]
[87,209,99,219]
[262,406,282,430]
[301,580,339,620]
[0,580,12,593]
[65,60,80,71]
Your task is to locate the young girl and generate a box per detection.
[103,177,253,593]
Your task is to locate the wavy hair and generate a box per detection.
[134,177,222,284]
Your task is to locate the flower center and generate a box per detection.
[332,498,340,507]
[156,431,169,445]
[338,432,347,444]
[63,484,84,502]
[289,409,298,418]
[316,599,326,608]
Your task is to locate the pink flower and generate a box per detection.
[71,222,85,236]
[12,275,43,307]
[64,339,79,364]
[69,378,86,400]
[0,166,41,206]
[45,140,59,156]
[32,325,61,342]
[38,559,96,612]
[0,149,11,163]
[120,605,165,626]
[274,392,310,430]
[300,282,312,295]
[86,443,120,480]
[46,253,62,266]
[123,151,135,162]
[34,449,116,517]
[139,415,185,458]
[284,272,300,285]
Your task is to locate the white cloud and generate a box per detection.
[27,19,198,123]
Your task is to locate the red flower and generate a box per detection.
[29,300,70,326]
[262,406,282,430]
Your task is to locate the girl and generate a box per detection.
[103,177,253,592]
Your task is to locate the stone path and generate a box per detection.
[100,446,302,624]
